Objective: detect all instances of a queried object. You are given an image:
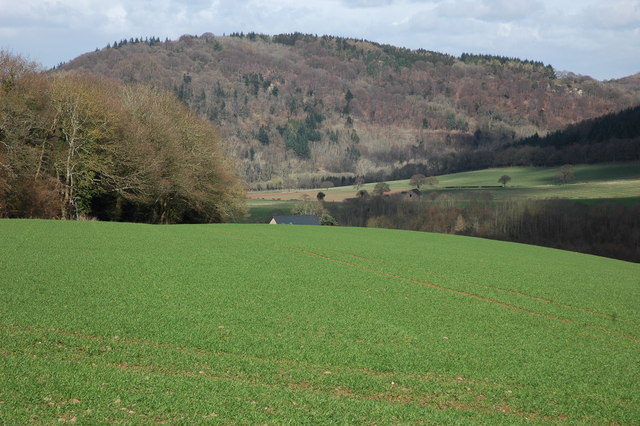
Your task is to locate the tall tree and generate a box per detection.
[50,73,118,219]
[257,125,269,145]
[425,176,439,187]
[117,84,247,223]
[498,175,511,187]
[373,182,390,195]
[410,174,427,189]
[0,52,59,217]
[555,164,575,184]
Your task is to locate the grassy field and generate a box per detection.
[247,162,640,205]
[1,219,639,423]
[245,200,297,223]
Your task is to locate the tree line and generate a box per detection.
[0,52,245,223]
[106,36,164,49]
[460,53,556,78]
[328,194,640,263]
[507,105,640,161]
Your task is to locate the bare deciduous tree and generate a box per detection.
[425,176,439,187]
[410,174,426,189]
[373,182,390,195]
[555,164,575,184]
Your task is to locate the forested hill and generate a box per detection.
[505,105,640,165]
[61,33,640,188]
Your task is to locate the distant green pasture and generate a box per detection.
[435,162,640,187]
[424,178,640,201]
[1,220,639,423]
[247,162,640,204]
[244,200,296,223]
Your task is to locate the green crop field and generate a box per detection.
[1,220,639,423]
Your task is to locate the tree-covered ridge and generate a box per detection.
[107,36,164,49]
[0,51,245,222]
[497,105,640,166]
[61,33,640,188]
[517,105,640,148]
[460,53,555,78]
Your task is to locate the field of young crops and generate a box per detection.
[1,219,639,423]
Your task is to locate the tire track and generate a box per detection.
[289,248,640,345]
[0,324,490,384]
[327,248,630,323]
[291,248,571,324]
[213,232,630,325]
[0,324,534,420]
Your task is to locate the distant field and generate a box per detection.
[247,162,640,205]
[245,200,296,223]
[436,162,640,187]
[1,220,639,423]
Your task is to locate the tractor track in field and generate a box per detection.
[212,230,630,325]
[288,247,640,345]
[1,324,543,421]
[0,324,500,384]
[145,225,640,344]
[327,248,629,323]
[290,248,573,323]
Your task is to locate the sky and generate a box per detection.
[1,0,639,81]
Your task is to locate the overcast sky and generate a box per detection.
[1,0,639,80]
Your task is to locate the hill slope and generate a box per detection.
[1,220,639,423]
[506,104,640,165]
[60,34,640,186]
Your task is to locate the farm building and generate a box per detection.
[269,215,320,225]
[381,188,422,201]
[400,188,421,201]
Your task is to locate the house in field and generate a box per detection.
[269,215,320,225]
[400,188,421,201]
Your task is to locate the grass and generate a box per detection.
[434,162,640,187]
[246,162,640,207]
[244,200,296,223]
[1,219,639,423]
[430,179,640,200]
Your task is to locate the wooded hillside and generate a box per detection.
[0,52,245,222]
[60,33,640,188]
[505,105,640,165]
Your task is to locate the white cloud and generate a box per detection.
[0,0,638,79]
[339,0,398,7]
[584,0,640,29]
[435,0,543,22]
[102,5,129,32]
[477,0,544,22]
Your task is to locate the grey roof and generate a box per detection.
[272,215,320,225]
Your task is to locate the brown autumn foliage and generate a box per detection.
[60,33,640,187]
[0,51,245,223]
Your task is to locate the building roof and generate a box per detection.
[270,215,320,225]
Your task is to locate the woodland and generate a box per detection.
[331,195,640,263]
[60,33,640,189]
[0,52,245,223]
